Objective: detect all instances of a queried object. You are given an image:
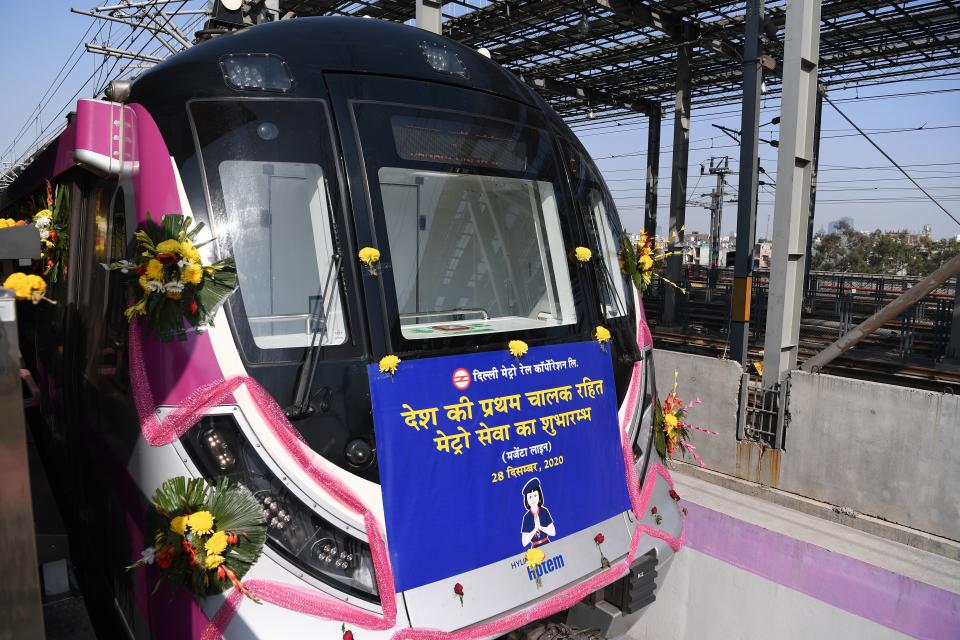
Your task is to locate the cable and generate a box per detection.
[823,94,960,228]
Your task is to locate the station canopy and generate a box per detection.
[277,0,960,124]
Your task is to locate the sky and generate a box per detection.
[1,1,958,238]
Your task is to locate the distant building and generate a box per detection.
[827,217,855,234]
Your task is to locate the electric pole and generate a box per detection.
[702,156,732,289]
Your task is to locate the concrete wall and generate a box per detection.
[651,350,960,541]
[651,350,742,477]
[784,371,960,542]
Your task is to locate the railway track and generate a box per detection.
[652,329,960,392]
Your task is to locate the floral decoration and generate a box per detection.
[594,325,611,351]
[653,371,717,466]
[33,181,69,282]
[669,489,680,502]
[379,354,401,378]
[358,247,381,275]
[0,218,26,228]
[525,547,546,588]
[594,533,610,569]
[105,214,236,341]
[341,623,354,640]
[454,582,464,606]
[574,246,593,263]
[128,476,266,599]
[508,340,529,359]
[651,506,662,525]
[619,229,686,295]
[3,272,54,304]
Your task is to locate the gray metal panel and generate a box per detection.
[0,288,45,639]
[0,226,40,261]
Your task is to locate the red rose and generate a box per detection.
[188,299,199,315]
[136,264,147,276]
[156,545,174,569]
[227,533,238,545]
[454,583,464,596]
[343,631,354,640]
[156,253,177,265]
[47,230,58,243]
[651,506,658,515]
[594,533,604,545]
[669,490,680,501]
[217,565,227,581]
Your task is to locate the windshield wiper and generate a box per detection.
[286,252,342,420]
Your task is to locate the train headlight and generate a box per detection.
[419,42,468,78]
[180,414,379,601]
[220,54,294,93]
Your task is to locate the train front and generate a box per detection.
[122,16,682,639]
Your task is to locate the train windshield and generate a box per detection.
[190,100,348,357]
[355,103,577,341]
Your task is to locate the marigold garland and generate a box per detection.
[508,340,529,359]
[128,476,266,600]
[358,247,381,275]
[0,218,26,228]
[574,246,592,263]
[105,214,237,341]
[594,325,611,350]
[379,354,401,378]
[3,272,54,304]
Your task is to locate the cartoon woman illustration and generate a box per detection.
[520,477,556,548]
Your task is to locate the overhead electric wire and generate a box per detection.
[824,94,960,228]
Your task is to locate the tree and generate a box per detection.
[809,222,959,276]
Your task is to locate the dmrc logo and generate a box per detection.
[452,368,472,390]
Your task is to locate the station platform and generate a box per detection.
[624,465,960,640]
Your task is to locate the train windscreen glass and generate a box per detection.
[358,104,576,339]
[189,100,346,354]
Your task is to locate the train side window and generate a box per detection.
[104,189,129,391]
[565,146,633,319]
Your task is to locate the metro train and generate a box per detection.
[3,16,683,639]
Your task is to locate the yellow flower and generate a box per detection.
[3,273,46,302]
[146,259,165,281]
[574,246,592,262]
[508,340,528,359]
[638,254,654,271]
[663,413,680,438]
[526,547,545,567]
[379,355,401,376]
[594,326,611,344]
[358,246,380,266]
[180,240,201,263]
[182,263,203,285]
[33,209,52,221]
[205,530,228,555]
[155,239,181,255]
[205,554,225,570]
[187,511,215,535]
[170,515,188,536]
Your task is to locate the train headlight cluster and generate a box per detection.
[180,414,379,601]
[220,53,294,93]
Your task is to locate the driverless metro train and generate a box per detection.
[4,16,683,639]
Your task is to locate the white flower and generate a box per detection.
[139,547,156,564]
[116,259,134,274]
[145,279,164,292]
[39,229,49,240]
[164,280,185,294]
[34,215,51,229]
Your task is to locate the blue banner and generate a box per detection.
[368,341,631,592]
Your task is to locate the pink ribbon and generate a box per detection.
[128,293,684,640]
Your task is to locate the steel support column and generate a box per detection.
[416,0,442,34]
[802,87,825,300]
[663,31,693,325]
[730,0,764,367]
[763,0,822,391]
[644,104,662,238]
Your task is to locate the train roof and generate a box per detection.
[130,16,542,110]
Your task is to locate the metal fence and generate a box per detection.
[644,265,958,383]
